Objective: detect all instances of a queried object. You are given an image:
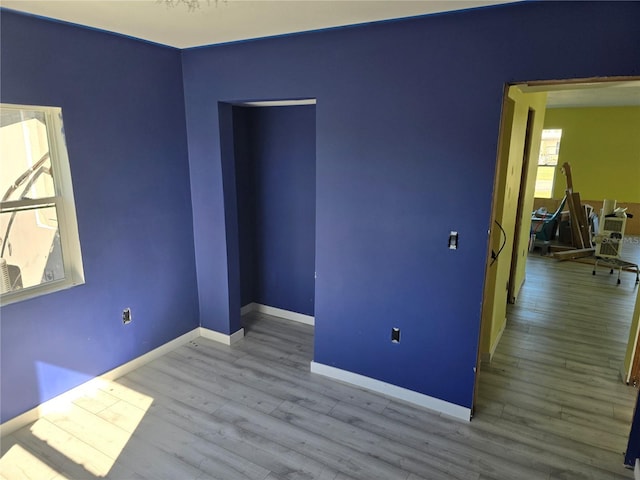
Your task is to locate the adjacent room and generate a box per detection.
[1,1,639,478]
[475,81,640,476]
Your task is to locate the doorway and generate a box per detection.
[474,76,640,463]
[477,78,640,381]
[230,100,317,325]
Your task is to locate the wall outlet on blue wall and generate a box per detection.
[448,231,458,250]
[391,328,400,343]
[122,308,132,325]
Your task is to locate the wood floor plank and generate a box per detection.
[475,244,638,479]
[214,401,411,480]
[231,346,392,414]
[172,341,338,414]
[114,372,348,479]
[471,411,631,479]
[274,400,478,480]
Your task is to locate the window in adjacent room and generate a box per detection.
[0,104,84,305]
[534,128,562,198]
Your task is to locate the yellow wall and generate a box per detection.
[510,91,548,302]
[479,86,547,361]
[544,106,640,202]
[479,95,514,358]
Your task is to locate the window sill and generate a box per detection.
[1,277,85,307]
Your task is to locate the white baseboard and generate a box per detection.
[0,327,201,437]
[242,302,314,326]
[310,361,471,421]
[199,327,245,345]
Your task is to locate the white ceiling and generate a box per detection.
[1,0,516,49]
[532,81,640,109]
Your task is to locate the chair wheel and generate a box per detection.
[610,269,614,275]
[592,271,596,276]
[618,279,621,285]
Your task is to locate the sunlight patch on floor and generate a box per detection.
[0,379,153,479]
[0,443,69,480]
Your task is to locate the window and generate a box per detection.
[534,129,562,198]
[0,104,84,305]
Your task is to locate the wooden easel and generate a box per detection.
[561,162,591,249]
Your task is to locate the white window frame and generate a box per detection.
[1,103,84,305]
[534,128,562,199]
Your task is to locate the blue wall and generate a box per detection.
[182,1,640,409]
[233,105,316,316]
[0,11,199,422]
[625,389,640,467]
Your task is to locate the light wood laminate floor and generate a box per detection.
[474,237,640,479]
[2,239,639,479]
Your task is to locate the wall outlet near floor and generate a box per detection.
[122,307,132,325]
